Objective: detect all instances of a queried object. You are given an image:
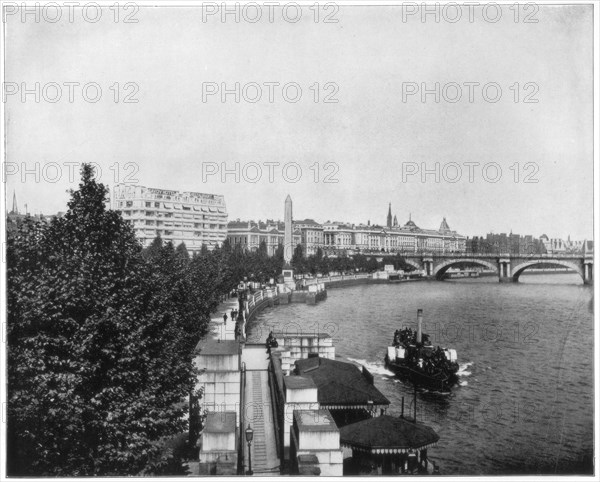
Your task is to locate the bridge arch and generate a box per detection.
[402,259,423,271]
[433,258,499,280]
[511,259,584,283]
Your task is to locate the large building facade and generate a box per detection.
[227,220,301,255]
[295,219,325,256]
[466,232,592,255]
[111,184,228,252]
[321,216,466,255]
[226,206,467,257]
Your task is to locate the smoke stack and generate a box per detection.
[417,309,423,344]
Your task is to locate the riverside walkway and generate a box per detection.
[241,346,280,476]
[206,294,279,475]
[208,295,238,341]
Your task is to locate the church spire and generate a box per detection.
[387,202,392,228]
[10,190,19,215]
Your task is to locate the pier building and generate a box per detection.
[340,415,439,475]
[293,356,390,427]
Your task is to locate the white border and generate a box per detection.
[0,1,598,481]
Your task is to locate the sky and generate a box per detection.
[3,3,595,240]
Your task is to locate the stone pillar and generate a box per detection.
[423,257,433,277]
[284,195,293,264]
[498,258,513,282]
[583,262,593,285]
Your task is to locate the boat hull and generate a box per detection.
[385,355,457,392]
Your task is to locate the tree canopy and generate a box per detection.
[6,165,213,475]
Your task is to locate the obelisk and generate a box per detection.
[282,195,295,291]
[284,194,293,265]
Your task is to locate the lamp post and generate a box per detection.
[245,424,254,475]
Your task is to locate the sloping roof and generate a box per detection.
[227,221,250,229]
[295,218,320,226]
[284,376,317,390]
[294,357,389,407]
[339,415,439,453]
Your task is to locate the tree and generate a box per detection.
[291,244,305,273]
[366,256,380,272]
[175,242,190,263]
[258,240,268,257]
[7,165,200,476]
[143,234,164,260]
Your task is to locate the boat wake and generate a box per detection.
[347,357,395,377]
[458,361,473,377]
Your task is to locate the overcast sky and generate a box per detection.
[4,3,594,240]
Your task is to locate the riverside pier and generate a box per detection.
[194,280,440,476]
[192,197,441,476]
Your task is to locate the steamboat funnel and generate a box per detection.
[417,309,423,344]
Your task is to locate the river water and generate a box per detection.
[247,273,594,475]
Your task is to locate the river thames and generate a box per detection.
[247,273,594,475]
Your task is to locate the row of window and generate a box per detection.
[117,200,225,212]
[140,228,224,238]
[138,220,224,229]
[140,238,219,247]
[123,210,226,223]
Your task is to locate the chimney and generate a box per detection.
[416,309,423,344]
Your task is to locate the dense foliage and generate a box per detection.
[208,241,408,284]
[290,245,411,276]
[6,165,407,475]
[201,240,404,285]
[6,166,215,475]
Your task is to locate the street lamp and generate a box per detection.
[245,424,254,475]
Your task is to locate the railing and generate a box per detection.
[267,357,285,469]
[301,273,372,286]
[246,288,277,312]
[238,362,246,475]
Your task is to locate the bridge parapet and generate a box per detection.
[427,253,593,285]
[363,251,593,284]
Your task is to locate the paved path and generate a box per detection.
[208,296,238,341]
[242,346,280,476]
[202,298,280,475]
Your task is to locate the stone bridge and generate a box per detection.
[372,253,594,285]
